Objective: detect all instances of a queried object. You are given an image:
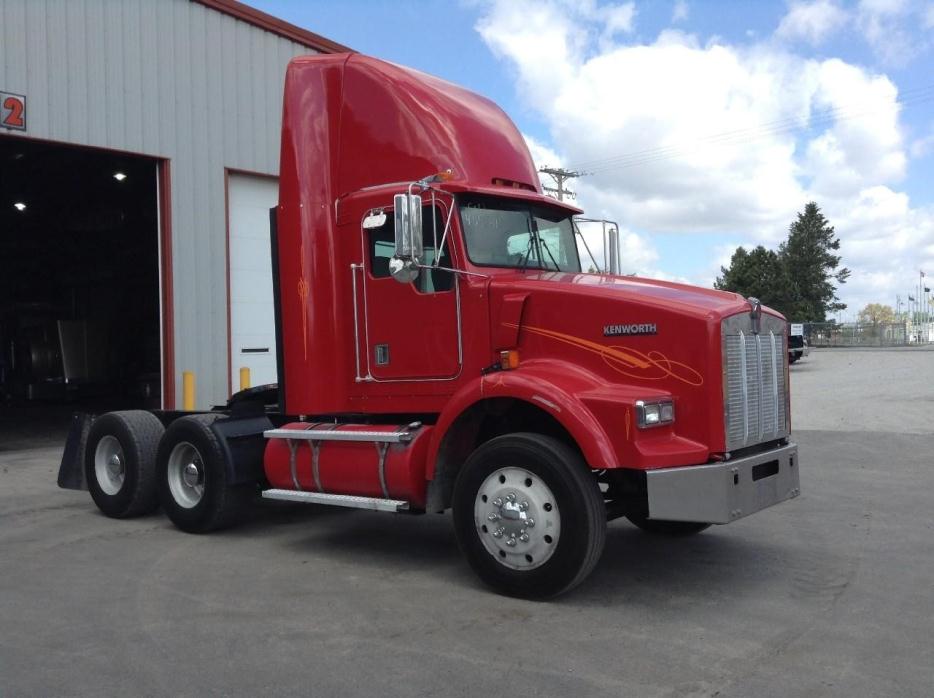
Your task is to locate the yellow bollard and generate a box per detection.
[182,371,195,411]
[239,366,251,391]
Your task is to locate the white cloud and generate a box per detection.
[910,125,934,159]
[855,0,925,66]
[672,1,689,23]
[523,133,565,192]
[775,0,849,45]
[803,59,905,195]
[598,2,637,37]
[475,0,934,312]
[771,0,932,67]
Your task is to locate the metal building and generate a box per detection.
[0,0,346,411]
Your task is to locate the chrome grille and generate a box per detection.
[722,313,788,451]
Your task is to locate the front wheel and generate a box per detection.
[452,433,606,599]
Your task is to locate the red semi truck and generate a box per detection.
[58,53,800,598]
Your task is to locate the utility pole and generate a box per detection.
[538,166,586,201]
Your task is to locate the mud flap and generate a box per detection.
[57,413,93,491]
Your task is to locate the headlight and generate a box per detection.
[635,399,674,428]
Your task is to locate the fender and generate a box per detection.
[426,358,620,479]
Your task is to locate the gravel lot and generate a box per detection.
[2,347,933,697]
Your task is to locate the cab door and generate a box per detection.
[359,203,460,381]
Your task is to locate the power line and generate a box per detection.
[563,82,934,175]
[570,83,934,172]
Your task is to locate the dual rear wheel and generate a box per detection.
[84,411,251,532]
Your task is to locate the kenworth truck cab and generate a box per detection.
[58,53,800,598]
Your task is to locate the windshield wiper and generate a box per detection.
[516,215,540,271]
[540,239,560,271]
[517,232,536,271]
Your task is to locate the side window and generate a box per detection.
[368,215,395,279]
[367,205,453,293]
[418,207,454,293]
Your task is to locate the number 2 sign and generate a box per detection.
[1,92,26,131]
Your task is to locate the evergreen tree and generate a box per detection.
[714,246,785,309]
[715,202,849,321]
[779,202,849,322]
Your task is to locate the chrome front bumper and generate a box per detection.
[645,442,800,524]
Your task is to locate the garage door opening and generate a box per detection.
[0,136,163,414]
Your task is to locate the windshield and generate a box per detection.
[459,195,581,272]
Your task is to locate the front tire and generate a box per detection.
[85,410,164,518]
[452,433,606,599]
[156,414,253,533]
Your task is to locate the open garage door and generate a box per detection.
[0,136,162,412]
[227,172,279,392]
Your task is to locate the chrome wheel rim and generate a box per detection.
[94,435,125,495]
[167,441,205,509]
[474,466,561,570]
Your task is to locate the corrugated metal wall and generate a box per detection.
[0,0,317,407]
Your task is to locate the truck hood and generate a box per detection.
[488,270,771,323]
[485,271,778,457]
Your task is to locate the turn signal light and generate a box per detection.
[500,350,520,370]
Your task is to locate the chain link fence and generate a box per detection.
[804,321,934,347]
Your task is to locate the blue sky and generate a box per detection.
[252,0,934,319]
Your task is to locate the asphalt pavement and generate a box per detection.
[2,347,933,697]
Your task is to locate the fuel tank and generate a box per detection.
[263,423,433,507]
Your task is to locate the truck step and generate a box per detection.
[261,489,409,512]
[264,423,420,444]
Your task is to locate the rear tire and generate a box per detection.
[626,514,710,536]
[156,414,253,533]
[85,410,164,518]
[452,433,606,599]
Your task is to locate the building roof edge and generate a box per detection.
[192,0,352,54]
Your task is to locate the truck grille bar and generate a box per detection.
[723,313,788,451]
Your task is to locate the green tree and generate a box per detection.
[714,246,785,308]
[779,202,849,321]
[715,202,849,321]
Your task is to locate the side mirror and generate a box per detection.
[391,193,423,283]
[607,227,620,275]
[393,194,423,260]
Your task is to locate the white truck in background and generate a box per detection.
[789,323,809,363]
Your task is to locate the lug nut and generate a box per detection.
[492,527,504,538]
[487,512,500,521]
[526,518,535,528]
[506,493,516,503]
[492,497,503,507]
[519,533,529,543]
[519,501,529,511]
[506,536,517,547]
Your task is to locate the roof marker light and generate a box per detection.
[13,202,26,212]
[113,172,127,181]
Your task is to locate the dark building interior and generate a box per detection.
[0,136,161,426]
